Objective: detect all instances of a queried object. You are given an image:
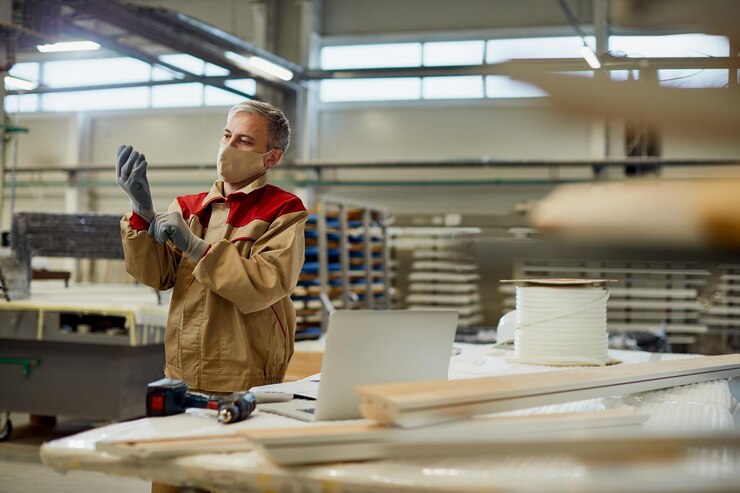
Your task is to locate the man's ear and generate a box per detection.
[265,149,283,169]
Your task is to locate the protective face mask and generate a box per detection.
[216,143,273,184]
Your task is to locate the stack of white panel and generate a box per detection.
[398,228,483,327]
[701,265,740,346]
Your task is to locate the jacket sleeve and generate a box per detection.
[192,206,308,314]
[120,202,182,290]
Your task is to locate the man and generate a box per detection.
[117,100,308,394]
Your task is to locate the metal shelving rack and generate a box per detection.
[318,196,390,317]
[291,196,390,338]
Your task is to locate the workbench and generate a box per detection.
[0,283,168,426]
[40,345,740,493]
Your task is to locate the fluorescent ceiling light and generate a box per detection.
[225,51,293,81]
[580,45,601,69]
[37,41,101,53]
[4,75,37,91]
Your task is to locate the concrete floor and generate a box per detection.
[0,413,149,493]
[1,379,739,492]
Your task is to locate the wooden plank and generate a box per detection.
[501,68,740,140]
[356,354,740,428]
[389,430,740,463]
[96,433,250,459]
[242,409,647,466]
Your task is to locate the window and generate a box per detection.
[485,76,548,98]
[320,78,421,102]
[4,94,39,112]
[658,69,728,88]
[41,87,149,111]
[8,62,40,84]
[486,36,593,63]
[611,68,729,87]
[158,53,206,75]
[609,34,729,58]
[318,37,601,102]
[224,78,257,95]
[43,57,151,87]
[204,86,244,106]
[423,41,485,67]
[422,76,484,99]
[151,66,179,81]
[320,43,422,69]
[151,83,204,108]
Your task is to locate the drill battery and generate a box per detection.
[146,378,256,424]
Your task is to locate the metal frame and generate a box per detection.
[317,195,390,331]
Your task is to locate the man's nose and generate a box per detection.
[225,135,239,148]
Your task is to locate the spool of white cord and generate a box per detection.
[513,283,611,366]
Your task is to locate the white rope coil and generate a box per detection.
[514,286,610,366]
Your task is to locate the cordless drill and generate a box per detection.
[146,378,256,424]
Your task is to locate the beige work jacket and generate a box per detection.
[121,176,308,392]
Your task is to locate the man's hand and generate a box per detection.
[148,212,208,260]
[116,144,155,223]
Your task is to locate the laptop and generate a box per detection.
[259,309,458,422]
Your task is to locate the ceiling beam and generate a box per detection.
[135,6,304,76]
[61,0,298,92]
[305,56,740,80]
[60,21,256,100]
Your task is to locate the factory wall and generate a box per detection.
[6,105,740,246]
[4,0,740,288]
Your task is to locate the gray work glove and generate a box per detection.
[116,144,155,223]
[148,211,208,260]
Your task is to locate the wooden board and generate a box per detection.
[501,68,740,140]
[356,354,740,428]
[241,409,647,466]
[96,433,250,459]
[390,430,740,463]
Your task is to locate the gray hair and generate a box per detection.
[227,100,291,152]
